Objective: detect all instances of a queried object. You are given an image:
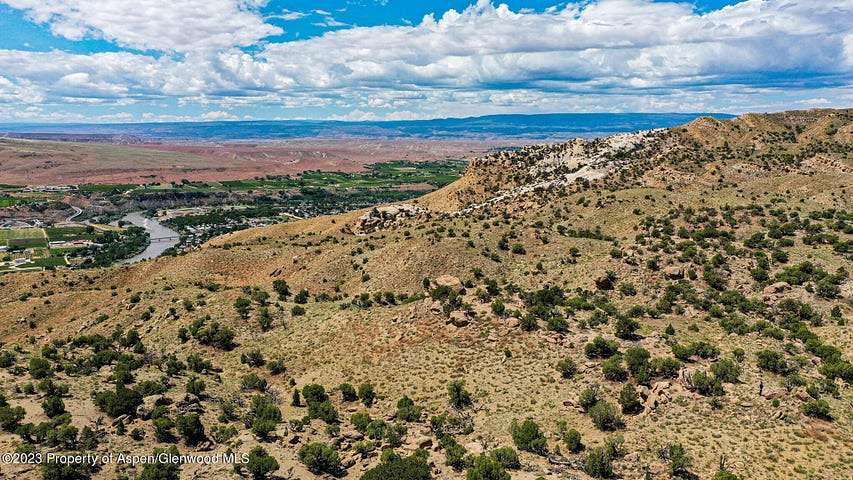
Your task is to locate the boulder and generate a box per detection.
[761,387,787,400]
[793,388,812,402]
[341,455,357,469]
[664,266,684,279]
[447,311,470,327]
[763,282,791,296]
[464,441,485,455]
[434,275,464,293]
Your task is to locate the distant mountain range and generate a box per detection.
[0,112,734,141]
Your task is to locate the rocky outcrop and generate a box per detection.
[345,204,425,234]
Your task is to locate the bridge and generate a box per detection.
[150,236,180,243]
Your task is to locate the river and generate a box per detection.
[119,212,180,263]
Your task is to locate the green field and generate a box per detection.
[45,226,97,242]
[0,228,48,249]
[0,228,45,242]
[31,256,68,268]
[99,160,470,198]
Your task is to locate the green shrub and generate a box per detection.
[384,422,407,448]
[489,447,520,469]
[0,404,25,431]
[176,413,205,445]
[556,357,578,379]
[466,454,510,480]
[361,450,431,480]
[756,349,792,375]
[711,358,741,383]
[245,446,279,480]
[396,395,423,422]
[618,384,642,414]
[651,357,681,378]
[588,401,623,431]
[266,359,286,375]
[241,373,268,392]
[448,380,472,409]
[298,442,340,475]
[509,418,547,455]
[244,395,282,439]
[339,383,357,401]
[562,427,583,453]
[153,416,175,442]
[308,400,339,424]
[41,396,65,418]
[613,316,640,339]
[712,469,743,480]
[94,384,142,418]
[302,384,328,405]
[351,411,372,433]
[584,447,614,478]
[439,434,470,471]
[624,347,651,380]
[358,383,376,407]
[802,399,831,420]
[240,349,265,367]
[41,457,96,480]
[28,357,52,379]
[585,337,619,358]
[137,446,181,480]
[660,443,692,478]
[579,385,601,411]
[692,371,725,397]
[186,376,206,396]
[602,357,628,382]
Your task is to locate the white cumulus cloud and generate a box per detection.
[0,0,851,121]
[2,0,282,52]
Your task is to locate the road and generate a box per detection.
[66,206,83,222]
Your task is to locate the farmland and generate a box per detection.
[0,159,471,270]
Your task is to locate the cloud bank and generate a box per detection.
[0,0,851,121]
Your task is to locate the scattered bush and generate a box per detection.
[584,447,614,478]
[618,384,642,414]
[358,383,376,407]
[448,380,472,409]
[396,396,423,422]
[509,418,547,455]
[489,447,520,469]
[585,337,619,359]
[802,399,831,420]
[588,401,623,431]
[298,442,340,475]
[245,446,279,480]
[339,383,357,402]
[711,358,741,383]
[466,454,510,480]
[556,357,578,379]
[362,450,431,480]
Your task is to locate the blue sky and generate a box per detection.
[0,0,850,123]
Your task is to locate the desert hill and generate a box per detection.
[0,109,850,480]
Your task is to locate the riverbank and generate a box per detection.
[119,212,179,263]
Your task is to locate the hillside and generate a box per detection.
[0,109,850,480]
